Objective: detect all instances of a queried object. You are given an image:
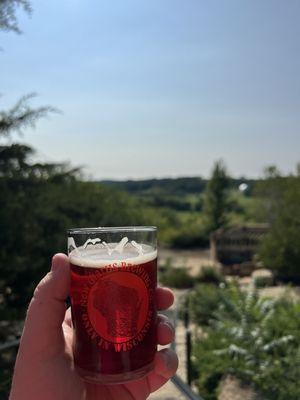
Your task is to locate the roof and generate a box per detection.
[211,224,269,240]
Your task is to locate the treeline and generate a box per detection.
[100,177,257,195]
[100,177,207,194]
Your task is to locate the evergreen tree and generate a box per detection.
[203,160,230,232]
[0,1,55,163]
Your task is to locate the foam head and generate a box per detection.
[68,236,157,268]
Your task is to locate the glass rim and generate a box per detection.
[67,226,157,235]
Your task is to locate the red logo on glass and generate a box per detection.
[87,270,150,347]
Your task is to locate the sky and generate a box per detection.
[1,0,300,179]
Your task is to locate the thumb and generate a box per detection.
[20,253,70,356]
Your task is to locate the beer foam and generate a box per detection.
[69,238,157,268]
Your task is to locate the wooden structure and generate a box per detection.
[210,224,269,276]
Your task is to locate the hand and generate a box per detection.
[9,254,178,400]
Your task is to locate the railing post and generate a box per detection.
[184,305,189,329]
[186,329,192,386]
[170,308,177,351]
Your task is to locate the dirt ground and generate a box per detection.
[159,247,300,299]
[158,247,215,277]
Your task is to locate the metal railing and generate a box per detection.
[164,307,203,400]
[172,375,203,400]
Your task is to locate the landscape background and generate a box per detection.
[1,1,300,400]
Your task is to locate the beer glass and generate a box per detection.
[67,227,157,384]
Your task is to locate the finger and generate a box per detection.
[21,253,70,356]
[154,348,178,378]
[157,313,171,323]
[157,319,175,346]
[63,307,72,328]
[156,287,174,311]
[62,307,73,344]
[147,348,178,392]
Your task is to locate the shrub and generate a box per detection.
[190,284,300,400]
[187,283,223,326]
[159,266,195,289]
[196,266,224,285]
[253,275,273,288]
[192,330,231,400]
[159,259,196,288]
[169,221,209,248]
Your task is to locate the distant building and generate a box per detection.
[210,224,269,276]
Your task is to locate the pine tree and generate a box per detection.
[203,160,230,232]
[0,2,57,177]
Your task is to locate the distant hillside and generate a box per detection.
[100,177,206,194]
[99,177,256,195]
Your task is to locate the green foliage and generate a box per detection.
[101,175,263,248]
[0,122,150,319]
[0,94,58,137]
[168,218,209,248]
[253,275,274,288]
[192,330,231,400]
[196,266,224,285]
[190,284,300,400]
[203,160,230,233]
[258,172,300,283]
[254,166,293,224]
[0,173,148,318]
[187,283,223,326]
[100,169,268,249]
[159,260,195,288]
[102,177,207,195]
[226,189,265,225]
[0,0,31,33]
[146,193,192,211]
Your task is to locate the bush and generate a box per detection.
[159,259,195,288]
[253,275,273,288]
[190,284,300,400]
[160,267,195,289]
[187,284,223,326]
[169,220,209,248]
[196,266,224,285]
[192,330,231,400]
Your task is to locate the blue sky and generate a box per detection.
[1,0,300,179]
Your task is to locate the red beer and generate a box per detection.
[68,228,157,384]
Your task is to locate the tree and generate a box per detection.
[0,93,57,136]
[0,0,31,33]
[203,160,230,232]
[254,166,290,224]
[259,173,300,283]
[0,1,56,165]
[0,1,79,318]
[255,165,300,282]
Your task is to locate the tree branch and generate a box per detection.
[0,93,59,137]
[0,0,31,33]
